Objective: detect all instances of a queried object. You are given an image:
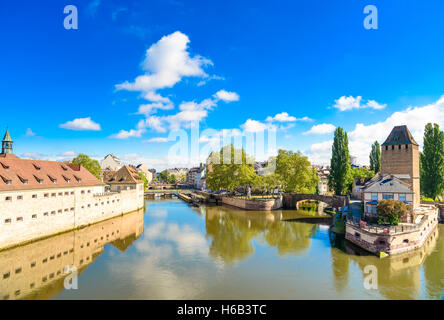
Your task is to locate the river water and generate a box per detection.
[1,198,442,300]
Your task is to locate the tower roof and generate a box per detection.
[2,128,12,142]
[381,125,418,146]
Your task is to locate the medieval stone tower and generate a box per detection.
[381,125,420,207]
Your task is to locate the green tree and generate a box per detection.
[345,167,375,194]
[170,174,178,184]
[329,127,351,195]
[159,170,170,182]
[369,141,381,173]
[274,149,319,193]
[376,199,411,226]
[71,154,102,180]
[138,172,148,191]
[420,123,444,200]
[206,144,256,193]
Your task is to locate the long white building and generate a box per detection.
[0,129,144,250]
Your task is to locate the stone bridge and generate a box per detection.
[282,193,349,210]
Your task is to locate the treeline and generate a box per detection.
[206,144,319,194]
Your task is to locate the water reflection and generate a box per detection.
[0,199,442,300]
[0,209,144,300]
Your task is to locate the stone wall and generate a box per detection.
[345,207,439,255]
[0,183,145,250]
[381,144,420,208]
[282,193,347,209]
[0,209,144,300]
[221,196,282,211]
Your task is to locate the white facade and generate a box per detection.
[100,154,122,171]
[0,183,144,250]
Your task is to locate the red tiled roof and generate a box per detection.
[0,154,104,191]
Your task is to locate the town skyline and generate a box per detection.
[1,1,444,170]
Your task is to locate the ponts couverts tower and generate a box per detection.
[380,125,420,207]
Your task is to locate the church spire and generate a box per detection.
[2,127,13,154]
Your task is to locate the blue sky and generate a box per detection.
[1,0,444,169]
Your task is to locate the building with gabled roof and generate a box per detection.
[104,165,144,192]
[100,154,122,171]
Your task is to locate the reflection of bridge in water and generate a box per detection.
[0,209,144,300]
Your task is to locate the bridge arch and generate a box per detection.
[282,193,348,210]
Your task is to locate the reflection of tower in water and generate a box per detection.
[0,209,144,300]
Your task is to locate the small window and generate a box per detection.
[399,194,406,202]
[44,193,49,198]
[23,179,28,185]
[32,194,37,199]
[16,217,23,222]
[70,191,74,195]
[51,193,56,197]
[5,196,12,201]
[4,218,11,224]
[58,192,63,196]
[403,239,409,244]
[15,268,22,274]
[43,212,48,217]
[3,272,10,279]
[81,190,85,194]
[30,262,36,268]
[385,146,388,150]
[65,192,69,196]
[355,233,360,238]
[51,211,56,216]
[32,214,37,219]
[371,193,378,201]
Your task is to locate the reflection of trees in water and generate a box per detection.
[204,206,317,266]
[263,221,316,257]
[328,231,350,293]
[422,226,443,299]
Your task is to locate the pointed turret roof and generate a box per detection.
[381,125,418,146]
[2,128,12,142]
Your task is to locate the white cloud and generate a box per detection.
[303,123,336,135]
[25,128,35,136]
[241,119,268,133]
[137,102,174,116]
[59,117,101,131]
[333,96,386,111]
[213,90,239,102]
[115,31,212,104]
[146,137,169,143]
[266,112,312,122]
[110,119,146,139]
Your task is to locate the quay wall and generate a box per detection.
[345,208,439,255]
[221,196,282,211]
[0,184,145,251]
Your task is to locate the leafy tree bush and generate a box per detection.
[71,154,102,180]
[376,199,411,226]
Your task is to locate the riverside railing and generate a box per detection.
[346,215,426,235]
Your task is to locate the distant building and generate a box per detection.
[317,175,329,195]
[187,166,206,189]
[100,154,122,171]
[104,165,144,193]
[136,164,153,184]
[352,177,372,200]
